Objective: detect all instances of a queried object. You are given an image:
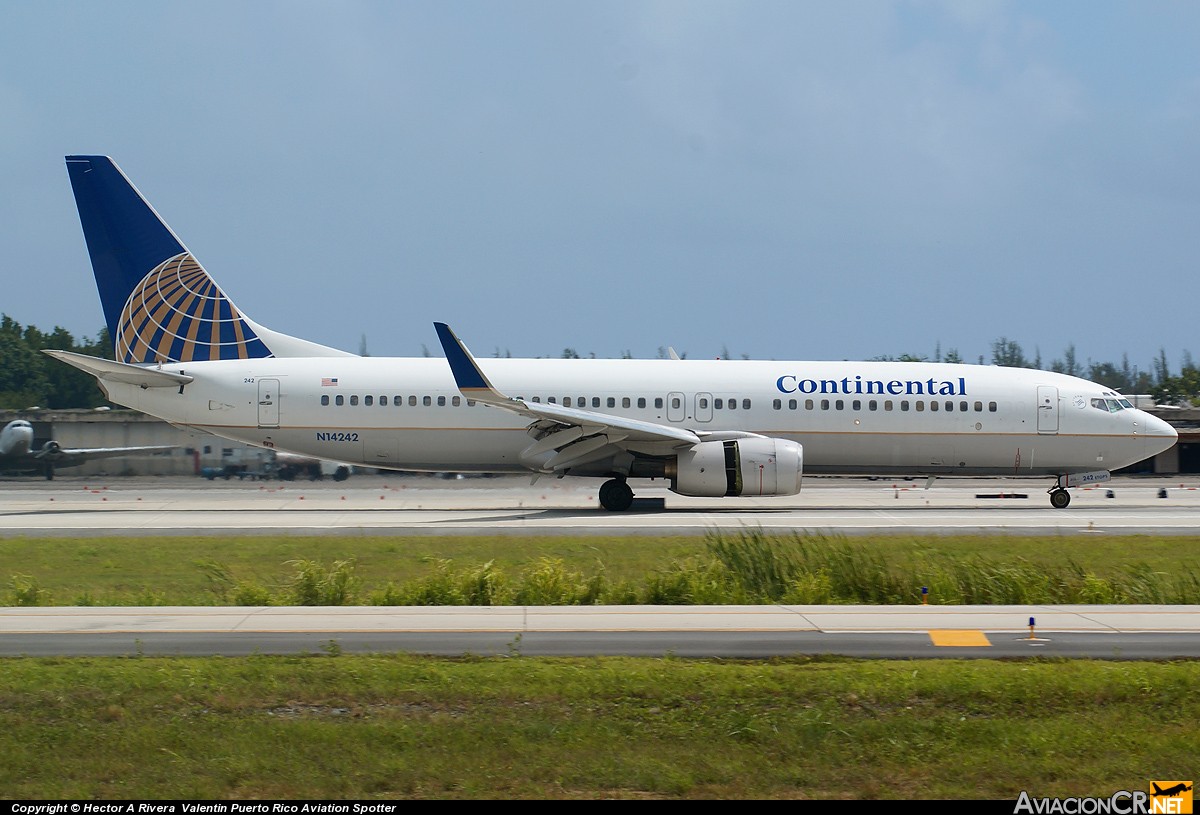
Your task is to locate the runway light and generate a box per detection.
[921,586,928,605]
[1028,616,1036,640]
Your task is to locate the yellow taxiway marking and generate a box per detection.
[929,629,991,647]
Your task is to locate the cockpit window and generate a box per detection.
[1118,398,1133,409]
[1091,398,1125,413]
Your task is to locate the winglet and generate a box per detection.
[434,323,509,403]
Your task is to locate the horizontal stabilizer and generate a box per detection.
[42,350,194,388]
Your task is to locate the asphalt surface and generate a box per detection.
[1,473,1196,660]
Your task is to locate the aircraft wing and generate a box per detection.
[33,443,177,465]
[434,323,702,472]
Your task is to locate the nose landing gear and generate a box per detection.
[1048,487,1071,509]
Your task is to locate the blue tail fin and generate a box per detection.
[65,156,346,363]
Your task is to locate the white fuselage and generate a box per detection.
[97,357,1177,480]
[0,420,35,460]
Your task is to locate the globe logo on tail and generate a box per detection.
[116,253,270,363]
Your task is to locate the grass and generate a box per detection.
[0,653,1196,799]
[3,532,1198,799]
[2,531,1198,606]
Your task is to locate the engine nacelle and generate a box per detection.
[34,440,65,461]
[669,438,803,498]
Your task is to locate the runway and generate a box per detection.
[1,473,1198,536]
[2,604,1199,659]
[2,474,1196,660]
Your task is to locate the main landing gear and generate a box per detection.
[598,477,634,512]
[1049,488,1071,509]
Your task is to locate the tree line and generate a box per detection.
[2,314,1197,409]
[0,315,112,410]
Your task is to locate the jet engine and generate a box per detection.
[668,438,802,498]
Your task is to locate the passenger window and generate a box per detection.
[729,400,737,410]
[959,401,968,412]
[945,401,953,412]
[452,396,461,407]
[622,397,631,408]
[852,400,861,411]
[321,395,329,406]
[884,400,893,411]
[671,397,681,409]
[364,395,373,406]
[805,399,814,410]
[900,400,909,411]
[835,400,844,410]
[773,399,782,410]
[820,399,829,410]
[531,396,541,403]
[423,396,432,407]
[607,397,616,408]
[869,400,877,411]
[930,401,939,412]
[335,395,344,406]
[578,396,585,407]
[350,395,359,406]
[593,397,601,408]
[563,397,572,407]
[742,399,751,410]
[548,397,557,404]
[638,398,647,408]
[788,399,797,410]
[989,401,997,412]
[974,401,982,412]
[715,399,724,409]
[915,401,924,412]
[380,396,388,406]
[699,397,710,409]
[437,396,446,407]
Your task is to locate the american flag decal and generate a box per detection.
[321,377,338,386]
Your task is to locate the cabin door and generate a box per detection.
[1036,385,1058,434]
[258,379,280,428]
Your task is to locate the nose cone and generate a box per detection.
[1140,411,1179,456]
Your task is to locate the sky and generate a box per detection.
[2,1,1198,374]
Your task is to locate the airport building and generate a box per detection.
[3,407,1197,479]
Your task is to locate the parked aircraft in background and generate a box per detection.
[0,418,175,479]
[47,156,1177,509]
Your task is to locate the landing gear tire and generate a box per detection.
[1049,489,1071,509]
[598,478,634,512]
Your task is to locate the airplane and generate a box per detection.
[1152,783,1192,797]
[0,418,175,479]
[46,156,1178,510]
